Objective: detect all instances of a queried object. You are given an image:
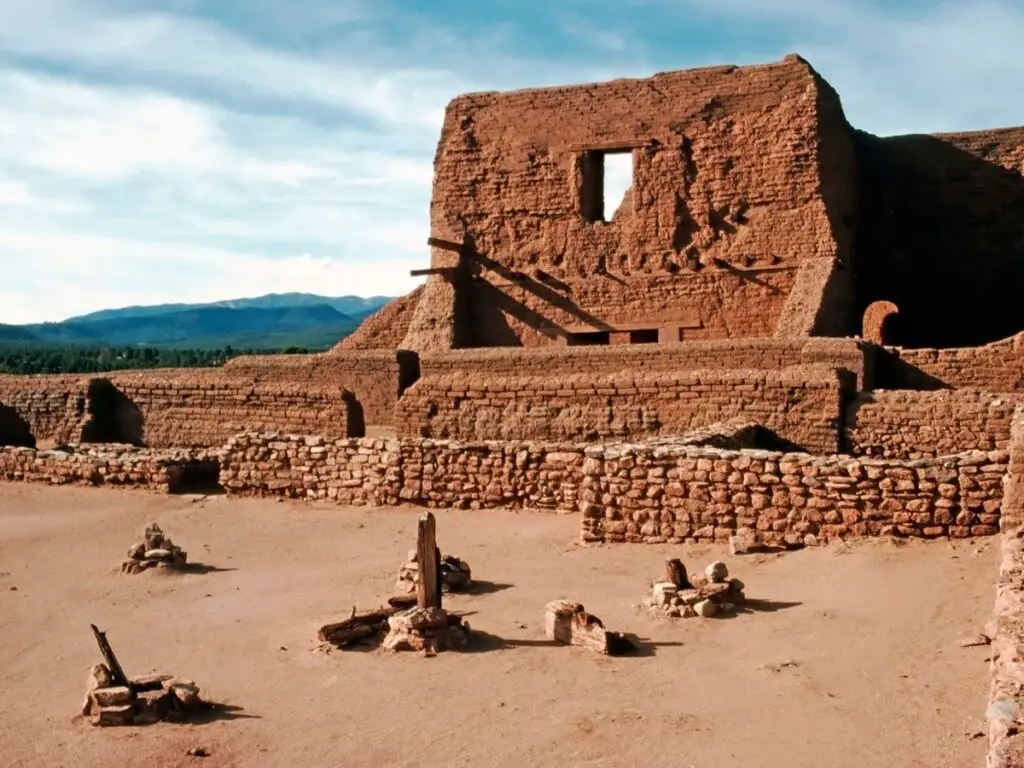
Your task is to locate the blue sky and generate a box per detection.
[0,0,1022,323]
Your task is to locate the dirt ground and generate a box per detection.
[0,484,997,768]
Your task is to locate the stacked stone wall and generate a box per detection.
[578,444,1005,546]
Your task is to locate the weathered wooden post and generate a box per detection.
[416,512,442,610]
[665,558,691,590]
[90,624,133,693]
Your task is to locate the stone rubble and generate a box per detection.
[396,549,472,594]
[644,559,747,619]
[121,523,188,574]
[82,665,206,727]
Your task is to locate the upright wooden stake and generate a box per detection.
[89,624,133,693]
[665,558,691,590]
[417,513,441,610]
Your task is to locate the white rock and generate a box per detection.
[705,561,729,584]
[695,599,718,618]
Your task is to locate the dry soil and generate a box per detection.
[0,483,997,768]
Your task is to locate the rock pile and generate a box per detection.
[382,607,469,654]
[396,550,472,594]
[82,665,205,726]
[121,522,188,574]
[644,558,746,618]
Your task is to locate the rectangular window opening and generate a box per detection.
[629,329,659,344]
[567,331,611,346]
[580,150,634,222]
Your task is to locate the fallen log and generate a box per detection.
[318,608,399,648]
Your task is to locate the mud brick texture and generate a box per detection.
[844,390,1019,459]
[875,333,1024,392]
[579,444,1006,547]
[222,350,419,426]
[987,407,1024,768]
[399,54,857,351]
[395,365,848,455]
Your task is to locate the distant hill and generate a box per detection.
[0,293,394,351]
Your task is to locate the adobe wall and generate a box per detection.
[579,444,1005,546]
[0,370,361,447]
[395,365,848,455]
[845,390,1018,459]
[419,337,868,387]
[404,54,857,350]
[223,350,418,425]
[875,333,1024,391]
[332,285,424,351]
[986,407,1024,767]
[854,127,1024,348]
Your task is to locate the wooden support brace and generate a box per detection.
[426,237,465,252]
[90,624,133,693]
[409,267,456,277]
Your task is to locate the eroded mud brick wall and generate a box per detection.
[854,127,1024,348]
[223,351,418,426]
[844,389,1019,459]
[579,445,1006,546]
[0,375,83,444]
[332,286,425,351]
[406,54,857,350]
[395,365,848,454]
[875,333,1024,391]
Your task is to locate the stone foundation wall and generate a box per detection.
[0,444,217,492]
[579,444,1006,546]
[845,389,1018,459]
[396,365,848,454]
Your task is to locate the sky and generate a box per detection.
[1,0,1022,323]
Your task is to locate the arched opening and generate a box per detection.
[80,379,145,445]
[0,404,35,448]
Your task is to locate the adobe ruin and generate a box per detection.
[3,53,1024,763]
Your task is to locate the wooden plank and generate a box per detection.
[90,624,133,693]
[409,267,455,277]
[416,513,441,610]
[426,237,465,252]
[567,139,653,152]
[665,558,692,589]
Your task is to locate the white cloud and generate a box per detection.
[0,0,1021,327]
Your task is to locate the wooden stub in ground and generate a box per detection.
[665,558,691,589]
[544,600,635,656]
[417,513,441,610]
[90,624,133,693]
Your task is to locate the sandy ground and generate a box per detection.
[0,484,997,768]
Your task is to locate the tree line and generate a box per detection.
[0,345,312,375]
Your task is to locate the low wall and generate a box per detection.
[845,390,1017,459]
[0,444,217,492]
[876,332,1024,391]
[223,350,419,425]
[987,407,1024,767]
[420,337,868,386]
[219,433,586,510]
[579,444,1006,546]
[396,365,848,455]
[0,371,362,447]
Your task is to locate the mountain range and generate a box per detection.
[0,293,393,351]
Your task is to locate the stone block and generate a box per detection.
[92,704,135,727]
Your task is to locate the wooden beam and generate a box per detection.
[426,237,465,252]
[567,139,653,153]
[416,513,441,610]
[409,266,456,277]
[90,624,133,693]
